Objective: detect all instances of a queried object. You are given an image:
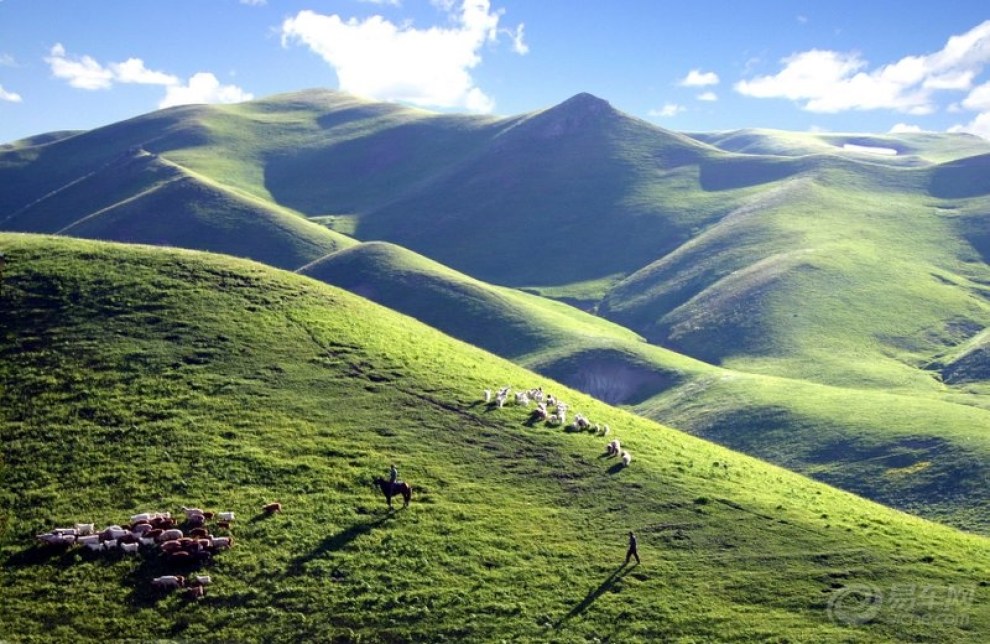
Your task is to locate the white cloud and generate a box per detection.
[159,72,253,108]
[735,20,990,115]
[240,0,267,5]
[889,123,923,133]
[46,43,177,90]
[0,84,22,102]
[0,53,16,67]
[680,69,719,87]
[358,0,401,5]
[280,0,526,113]
[962,80,990,110]
[649,103,685,118]
[697,91,717,102]
[950,112,990,139]
[505,23,528,55]
[45,43,251,109]
[46,43,114,90]
[110,58,179,85]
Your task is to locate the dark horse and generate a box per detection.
[374,477,412,509]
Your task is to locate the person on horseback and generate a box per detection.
[389,463,399,485]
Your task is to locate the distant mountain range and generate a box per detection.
[4,88,990,533]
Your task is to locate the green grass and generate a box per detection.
[296,240,990,534]
[2,233,989,641]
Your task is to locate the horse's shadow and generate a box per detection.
[285,514,392,577]
[555,564,632,627]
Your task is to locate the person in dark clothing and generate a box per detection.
[389,463,399,484]
[625,531,640,565]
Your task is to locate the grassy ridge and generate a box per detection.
[1,234,988,641]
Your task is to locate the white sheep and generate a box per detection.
[621,451,632,466]
[484,389,492,403]
[152,575,185,590]
[210,536,234,549]
[121,542,139,554]
[157,528,183,542]
[217,511,235,522]
[74,523,95,536]
[514,391,530,406]
[35,533,72,546]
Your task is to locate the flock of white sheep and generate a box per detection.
[484,386,632,467]
[32,504,280,601]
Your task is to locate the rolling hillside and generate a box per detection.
[298,239,990,535]
[1,233,988,642]
[5,89,990,539]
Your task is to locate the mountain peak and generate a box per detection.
[557,92,612,112]
[516,92,619,140]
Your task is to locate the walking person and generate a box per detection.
[625,531,640,565]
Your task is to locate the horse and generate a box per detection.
[374,477,412,510]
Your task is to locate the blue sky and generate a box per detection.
[2,0,989,144]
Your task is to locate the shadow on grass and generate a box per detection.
[607,462,626,475]
[124,548,214,607]
[555,564,633,627]
[286,514,393,577]
[5,544,75,568]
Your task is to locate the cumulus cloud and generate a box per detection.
[46,43,114,89]
[949,112,990,139]
[159,72,253,108]
[109,58,180,85]
[697,91,718,102]
[280,0,526,113]
[46,43,178,89]
[962,80,990,110]
[0,84,22,102]
[45,43,251,108]
[649,103,686,118]
[679,69,719,87]
[889,123,923,133]
[735,19,990,116]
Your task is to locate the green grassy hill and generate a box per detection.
[1,233,988,642]
[5,89,990,543]
[357,93,733,286]
[297,239,990,535]
[690,129,990,164]
[0,149,354,270]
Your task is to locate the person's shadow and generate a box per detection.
[555,563,634,627]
